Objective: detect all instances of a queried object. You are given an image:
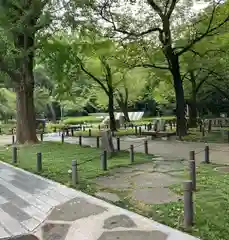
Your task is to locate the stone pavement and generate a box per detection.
[0,161,199,240]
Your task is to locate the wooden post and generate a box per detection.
[40,132,43,142]
[96,136,100,148]
[89,129,91,137]
[53,127,57,133]
[72,160,79,186]
[12,135,15,144]
[204,145,210,163]
[12,146,17,164]
[189,150,195,161]
[144,124,147,130]
[117,137,120,151]
[36,152,42,172]
[71,128,74,136]
[183,180,193,229]
[135,126,138,135]
[227,131,229,143]
[130,145,134,163]
[144,140,148,154]
[79,135,82,146]
[124,123,127,129]
[139,127,142,135]
[101,151,107,171]
[61,133,64,144]
[83,126,85,131]
[98,125,101,130]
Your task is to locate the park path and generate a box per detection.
[44,133,229,165]
[0,159,199,239]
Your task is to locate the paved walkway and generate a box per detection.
[0,161,199,240]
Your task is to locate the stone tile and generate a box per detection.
[23,206,47,222]
[103,215,137,229]
[0,195,9,205]
[95,176,131,190]
[95,192,120,202]
[0,208,27,235]
[1,202,31,221]
[131,187,180,204]
[0,184,29,208]
[131,172,180,188]
[2,234,39,240]
[98,230,168,240]
[41,223,70,240]
[47,197,107,221]
[21,218,40,231]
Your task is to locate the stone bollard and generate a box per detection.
[227,131,229,143]
[204,145,210,164]
[117,137,120,151]
[12,135,15,144]
[96,136,100,148]
[139,127,142,135]
[183,180,194,229]
[71,160,79,186]
[144,140,148,154]
[130,145,134,163]
[98,125,101,130]
[12,146,17,164]
[89,129,91,137]
[101,151,107,171]
[61,133,64,144]
[36,152,42,172]
[189,150,195,161]
[189,160,196,191]
[40,132,43,142]
[79,135,82,146]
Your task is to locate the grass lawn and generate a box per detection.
[114,164,229,240]
[0,142,152,192]
[183,129,229,143]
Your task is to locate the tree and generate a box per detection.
[92,0,229,136]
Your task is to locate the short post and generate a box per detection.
[144,140,148,154]
[101,151,107,171]
[83,126,86,131]
[130,144,134,163]
[96,136,100,148]
[227,131,229,143]
[98,125,101,130]
[71,160,79,186]
[79,135,82,146]
[202,126,205,137]
[61,133,64,143]
[139,126,142,135]
[89,129,91,137]
[12,146,17,164]
[0,128,1,134]
[183,180,193,229]
[131,123,134,129]
[36,152,42,172]
[12,135,15,144]
[189,160,196,191]
[204,145,210,164]
[117,137,120,151]
[53,127,57,133]
[112,131,115,137]
[144,124,147,130]
[124,123,127,129]
[135,126,138,135]
[11,128,14,135]
[189,150,195,161]
[71,128,74,136]
[40,132,43,142]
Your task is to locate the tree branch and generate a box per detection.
[167,0,178,19]
[177,3,229,56]
[134,63,169,70]
[147,0,164,18]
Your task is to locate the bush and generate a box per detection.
[45,122,66,133]
[63,116,102,125]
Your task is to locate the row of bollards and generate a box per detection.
[12,146,42,172]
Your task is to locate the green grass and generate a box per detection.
[0,142,152,191]
[112,164,229,240]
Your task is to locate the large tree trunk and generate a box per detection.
[170,56,187,137]
[14,34,38,144]
[108,92,116,131]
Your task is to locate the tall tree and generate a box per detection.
[92,0,229,136]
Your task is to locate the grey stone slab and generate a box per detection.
[131,187,180,204]
[1,202,31,221]
[0,184,29,208]
[95,192,120,202]
[0,225,10,238]
[0,195,9,205]
[2,234,39,240]
[47,197,107,221]
[21,218,40,231]
[42,223,70,240]
[95,176,131,190]
[103,215,137,229]
[98,230,168,240]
